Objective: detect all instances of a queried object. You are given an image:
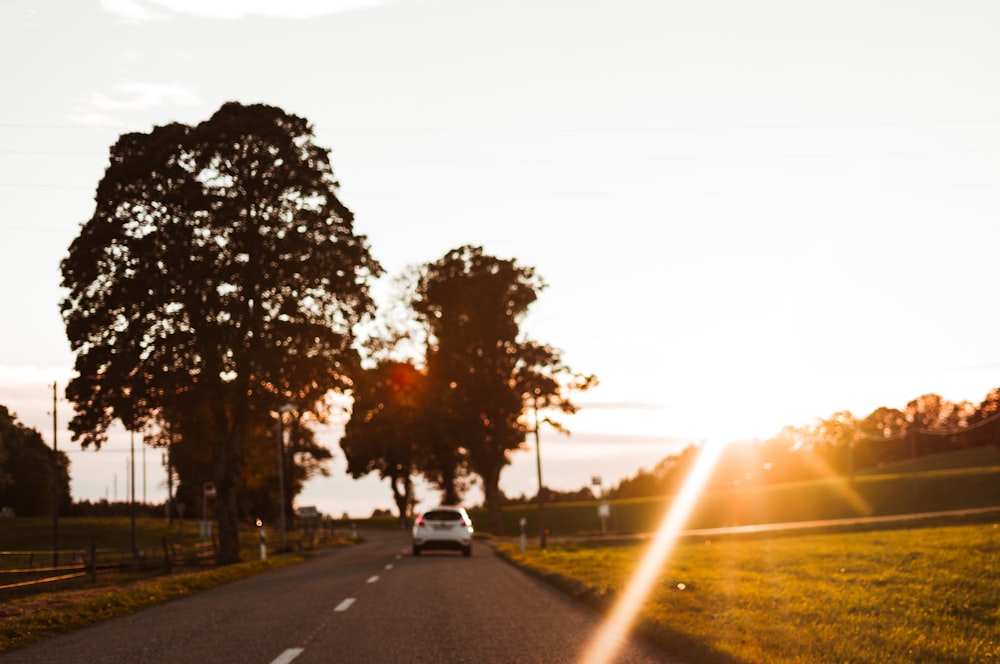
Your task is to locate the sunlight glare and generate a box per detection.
[798,448,872,517]
[579,438,730,664]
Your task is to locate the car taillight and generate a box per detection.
[416,516,425,525]
[460,518,469,526]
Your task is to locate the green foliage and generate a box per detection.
[498,523,1000,663]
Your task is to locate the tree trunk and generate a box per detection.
[213,393,246,566]
[391,474,413,529]
[215,463,241,565]
[437,462,461,506]
[481,465,504,535]
[214,428,245,565]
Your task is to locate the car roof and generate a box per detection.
[420,505,472,521]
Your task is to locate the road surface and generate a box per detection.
[2,531,675,663]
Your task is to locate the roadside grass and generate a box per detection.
[0,516,357,654]
[0,555,304,654]
[496,522,1000,663]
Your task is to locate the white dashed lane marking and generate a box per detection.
[270,648,304,664]
[283,556,396,658]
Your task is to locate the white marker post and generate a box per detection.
[598,503,610,536]
[519,517,527,553]
[257,519,267,560]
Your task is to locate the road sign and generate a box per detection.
[203,482,216,498]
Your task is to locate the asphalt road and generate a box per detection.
[2,531,675,664]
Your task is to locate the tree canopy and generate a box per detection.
[411,245,593,533]
[609,387,1000,501]
[338,246,594,533]
[0,405,70,517]
[60,102,380,563]
[340,360,426,526]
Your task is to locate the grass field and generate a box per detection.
[496,522,1000,663]
[466,446,1000,537]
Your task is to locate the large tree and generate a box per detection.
[412,245,593,534]
[60,102,380,563]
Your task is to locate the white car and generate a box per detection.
[412,506,474,557]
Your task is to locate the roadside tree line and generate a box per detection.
[610,388,1000,500]
[59,102,592,562]
[0,405,70,518]
[339,246,596,533]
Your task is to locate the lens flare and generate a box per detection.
[798,451,872,517]
[579,438,729,664]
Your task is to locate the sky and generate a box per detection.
[2,0,999,518]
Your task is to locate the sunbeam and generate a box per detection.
[579,438,730,664]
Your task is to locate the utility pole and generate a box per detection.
[51,382,58,567]
[166,421,174,526]
[533,392,547,549]
[130,429,136,559]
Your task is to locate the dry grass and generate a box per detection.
[497,522,1000,663]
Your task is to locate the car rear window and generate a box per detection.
[423,510,463,521]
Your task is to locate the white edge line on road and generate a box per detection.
[384,563,394,570]
[271,648,304,664]
[335,598,356,612]
[367,575,380,584]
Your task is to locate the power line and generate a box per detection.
[3,117,1000,134]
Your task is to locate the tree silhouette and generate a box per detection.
[0,405,71,517]
[412,246,593,533]
[340,360,426,526]
[60,102,379,563]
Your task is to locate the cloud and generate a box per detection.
[66,112,122,129]
[101,0,388,21]
[66,82,200,128]
[100,0,166,22]
[89,82,200,112]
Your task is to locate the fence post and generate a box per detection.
[89,536,97,583]
[162,536,171,572]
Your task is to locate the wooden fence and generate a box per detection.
[0,537,218,596]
